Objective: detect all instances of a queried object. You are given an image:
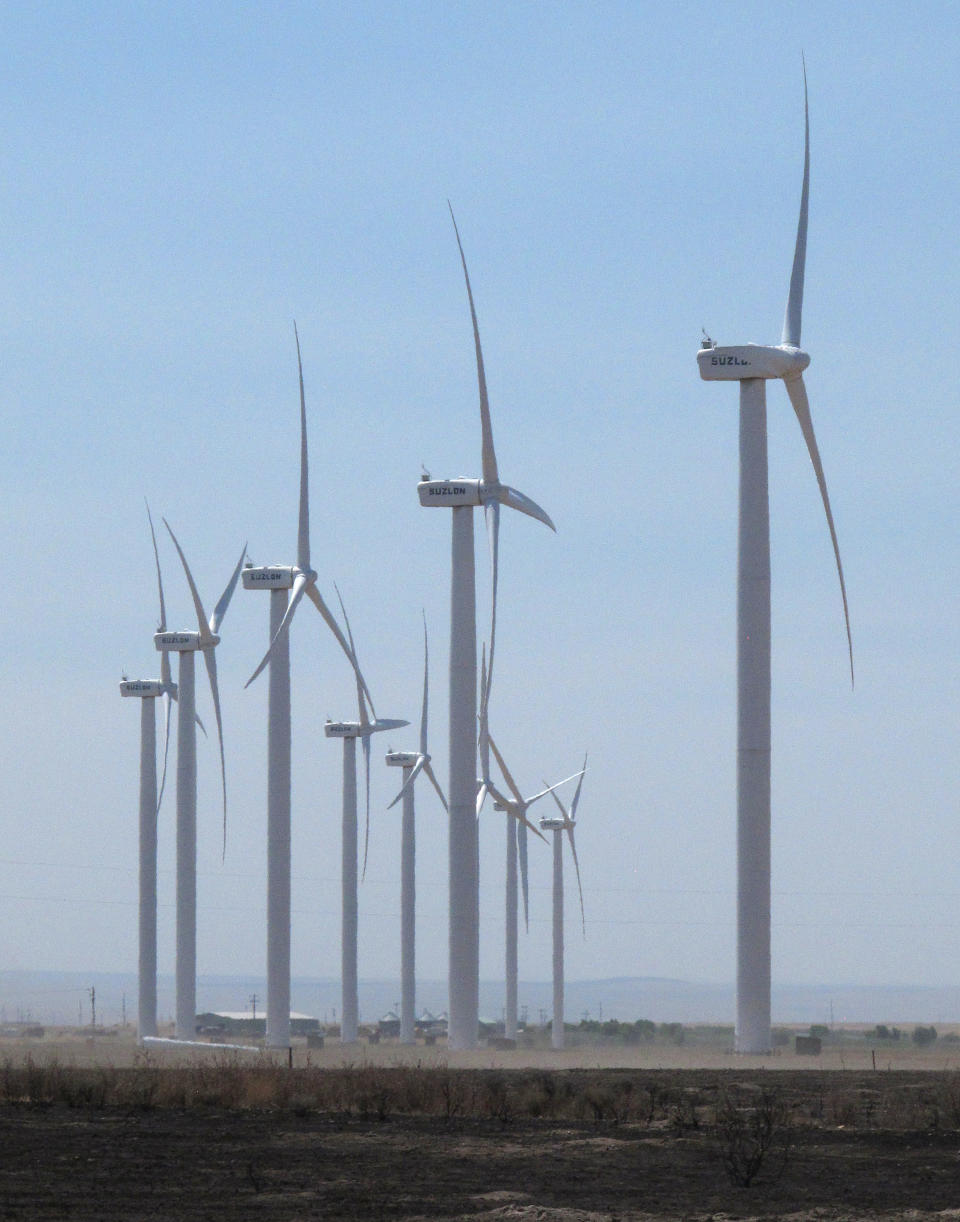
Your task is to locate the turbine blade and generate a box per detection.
[294,322,311,572]
[360,733,371,882]
[388,755,426,810]
[488,732,524,807]
[209,543,247,635]
[335,584,371,732]
[448,202,499,484]
[783,375,854,685]
[419,612,429,755]
[782,61,809,348]
[423,760,449,812]
[157,692,171,815]
[567,824,586,938]
[488,780,547,847]
[524,768,585,807]
[146,500,167,632]
[475,779,490,819]
[546,772,586,936]
[160,648,172,694]
[169,681,205,736]
[163,520,211,643]
[484,498,500,706]
[304,583,378,719]
[570,752,588,819]
[245,570,309,688]
[518,817,530,930]
[201,645,228,860]
[500,485,556,532]
[477,645,490,776]
[546,784,570,820]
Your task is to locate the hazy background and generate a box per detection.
[1,1,957,1017]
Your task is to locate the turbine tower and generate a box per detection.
[697,69,853,1054]
[243,324,368,1050]
[155,523,246,1040]
[386,616,448,1044]
[417,208,555,1049]
[120,503,175,1040]
[540,761,587,1052]
[325,594,407,1044]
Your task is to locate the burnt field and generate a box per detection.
[5,1062,960,1219]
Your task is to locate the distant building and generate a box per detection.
[378,1011,401,1038]
[196,1011,320,1038]
[415,1010,447,1038]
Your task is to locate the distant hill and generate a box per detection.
[5,969,960,1028]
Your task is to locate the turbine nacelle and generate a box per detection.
[326,717,408,739]
[154,630,213,652]
[417,478,483,506]
[386,750,421,768]
[697,342,810,382]
[539,815,571,832]
[119,679,164,697]
[325,720,362,737]
[241,565,296,590]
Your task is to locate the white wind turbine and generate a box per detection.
[697,68,853,1054]
[487,727,583,1043]
[242,324,370,1050]
[418,208,555,1049]
[385,616,448,1044]
[119,503,173,1040]
[325,592,407,1044]
[540,759,587,1051]
[155,523,246,1040]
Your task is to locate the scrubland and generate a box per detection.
[4,1026,960,1219]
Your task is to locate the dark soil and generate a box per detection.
[4,1069,960,1219]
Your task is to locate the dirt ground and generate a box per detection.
[11,1026,960,1072]
[5,1045,960,1220]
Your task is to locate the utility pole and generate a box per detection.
[122,993,127,1028]
[89,987,96,1029]
[249,993,259,1022]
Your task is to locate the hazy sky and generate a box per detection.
[1,1,957,1007]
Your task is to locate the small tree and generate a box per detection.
[913,1025,938,1047]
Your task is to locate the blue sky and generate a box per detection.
[1,1,957,1016]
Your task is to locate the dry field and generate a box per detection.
[4,1030,960,1219]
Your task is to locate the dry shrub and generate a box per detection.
[714,1087,791,1187]
[577,1081,638,1125]
[930,1077,960,1128]
[824,1089,860,1127]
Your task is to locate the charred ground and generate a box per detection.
[4,1062,960,1219]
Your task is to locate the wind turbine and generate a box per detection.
[155,522,246,1040]
[488,731,583,1043]
[325,592,407,1044]
[697,68,853,1054]
[242,324,369,1050]
[385,616,448,1044]
[119,506,170,1040]
[541,760,587,1051]
[417,208,555,1049]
